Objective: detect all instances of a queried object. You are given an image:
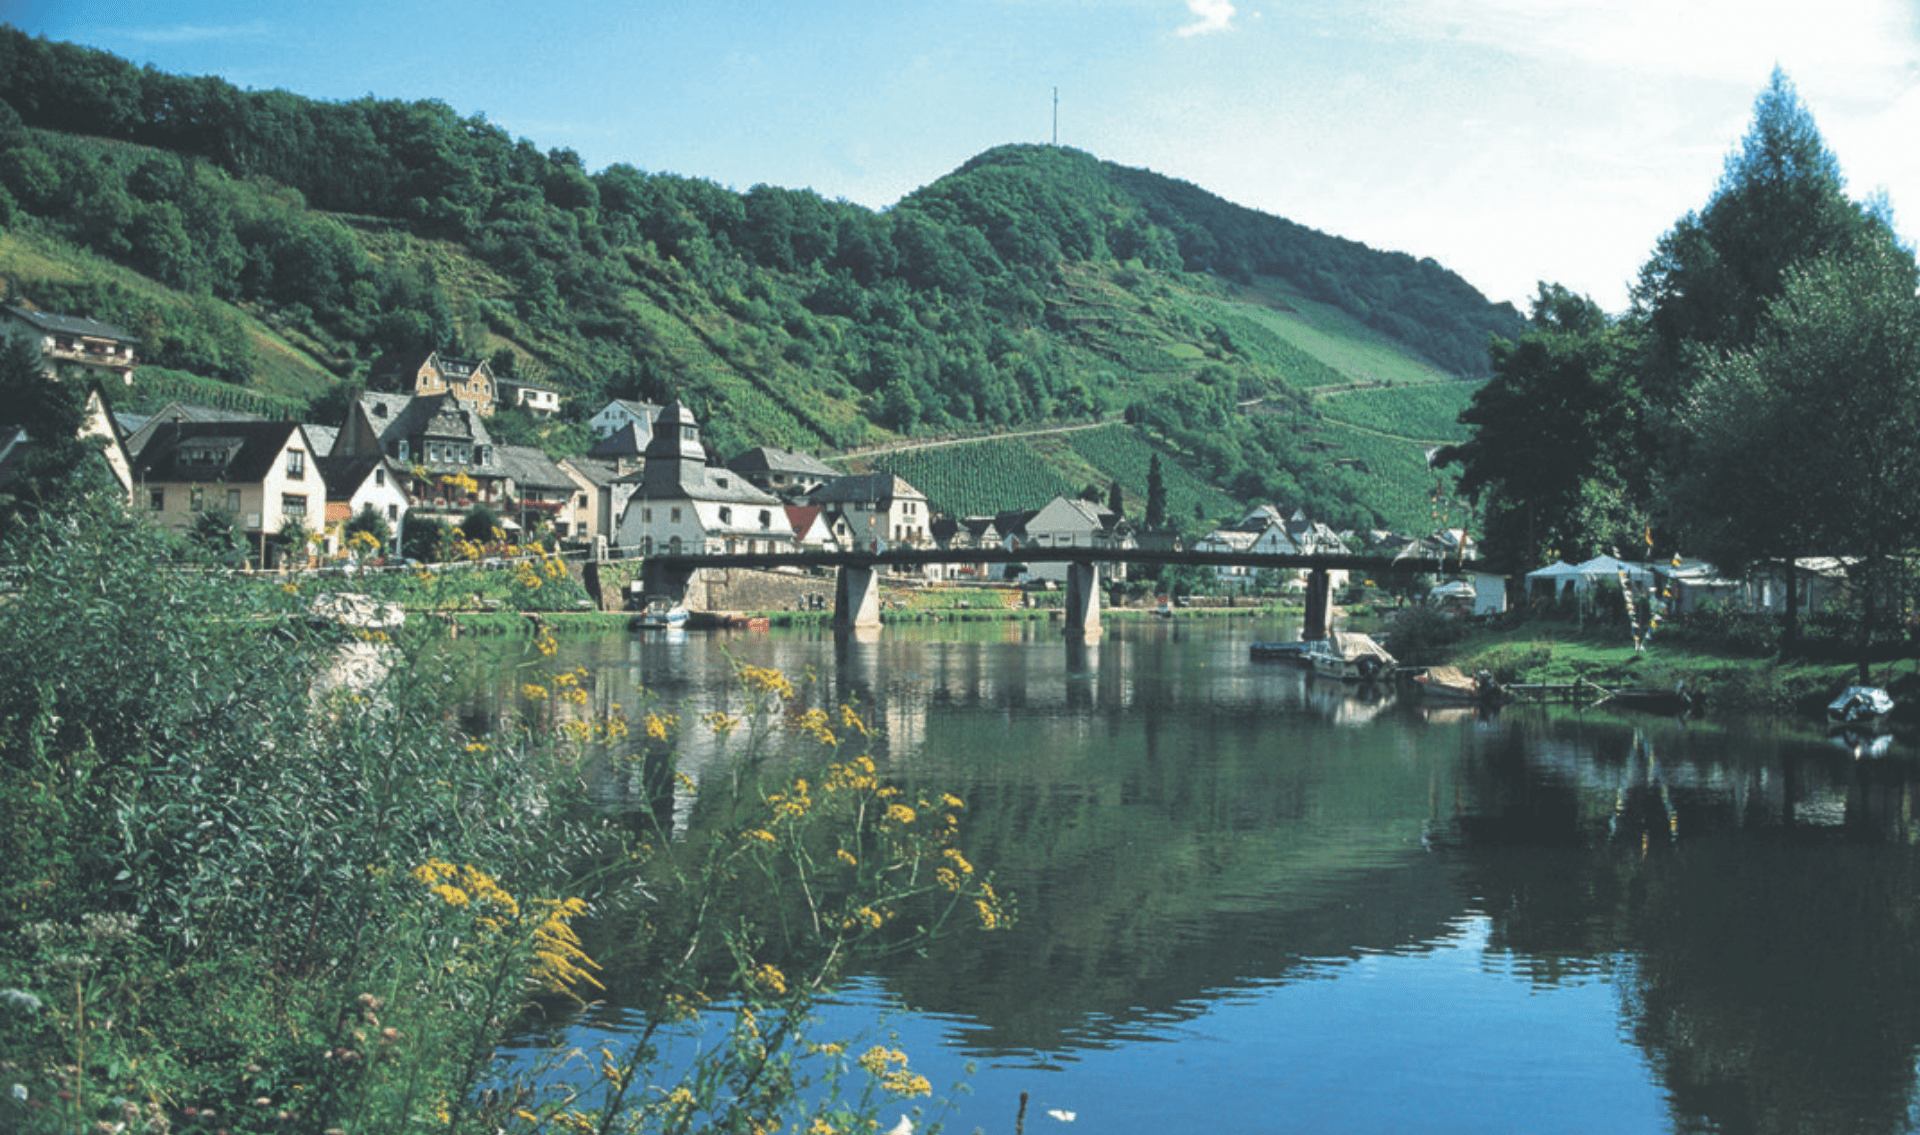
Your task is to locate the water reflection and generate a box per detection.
[469,622,1920,1134]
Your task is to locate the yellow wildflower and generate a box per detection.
[884,803,916,827]
[750,963,787,996]
[521,683,549,700]
[745,829,776,846]
[702,710,739,737]
[835,849,858,868]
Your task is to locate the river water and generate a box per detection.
[495,616,1920,1134]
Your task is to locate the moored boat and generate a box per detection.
[1307,631,1395,683]
[1414,665,1505,704]
[629,598,689,631]
[1827,686,1894,730]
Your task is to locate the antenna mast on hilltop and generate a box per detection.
[1052,87,1058,145]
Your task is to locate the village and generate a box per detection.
[3,299,1863,626]
[0,300,1480,602]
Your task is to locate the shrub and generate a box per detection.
[0,499,1004,1134]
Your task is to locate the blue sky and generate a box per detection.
[8,0,1920,313]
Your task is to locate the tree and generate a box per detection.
[1633,68,1881,410]
[1145,454,1167,531]
[1106,479,1124,519]
[1434,284,1647,571]
[1672,237,1920,666]
[0,336,105,535]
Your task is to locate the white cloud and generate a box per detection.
[1177,0,1236,37]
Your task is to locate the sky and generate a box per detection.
[6,0,1920,314]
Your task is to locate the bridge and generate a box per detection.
[637,545,1483,637]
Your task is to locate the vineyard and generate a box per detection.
[862,437,1082,517]
[1314,381,1479,443]
[1317,419,1469,534]
[1062,426,1237,523]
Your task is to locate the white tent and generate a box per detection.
[1570,555,1656,588]
[1527,556,1656,600]
[1525,560,1583,599]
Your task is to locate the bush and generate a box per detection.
[0,499,1005,1134]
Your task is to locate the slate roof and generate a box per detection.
[132,421,306,484]
[122,402,266,457]
[316,453,389,503]
[5,305,136,342]
[558,455,622,488]
[357,392,503,474]
[810,472,923,505]
[587,422,649,459]
[498,444,575,492]
[727,446,839,479]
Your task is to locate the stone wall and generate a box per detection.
[694,567,838,613]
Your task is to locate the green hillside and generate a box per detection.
[0,25,1519,535]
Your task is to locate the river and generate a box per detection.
[488,616,1920,1134]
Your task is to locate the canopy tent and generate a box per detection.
[1526,556,1656,600]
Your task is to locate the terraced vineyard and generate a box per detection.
[1062,426,1237,522]
[862,439,1081,517]
[1315,381,1479,443]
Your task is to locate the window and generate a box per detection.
[226,489,242,513]
[375,467,385,486]
[718,506,732,524]
[642,507,653,523]
[670,507,682,523]
[190,486,205,512]
[149,488,165,510]
[283,494,307,518]
[387,504,398,521]
[286,448,305,478]
[759,510,771,530]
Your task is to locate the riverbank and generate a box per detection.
[1433,619,1920,718]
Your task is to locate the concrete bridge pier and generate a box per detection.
[1063,561,1103,638]
[1302,568,1332,640]
[834,564,883,630]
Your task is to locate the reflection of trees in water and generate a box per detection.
[872,705,1473,1056]
[1444,712,1920,1134]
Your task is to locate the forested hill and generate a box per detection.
[911,145,1518,376]
[0,25,1520,532]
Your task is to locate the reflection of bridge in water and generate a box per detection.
[641,547,1485,636]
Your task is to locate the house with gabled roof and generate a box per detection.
[1018,495,1133,582]
[589,398,662,441]
[2,305,139,383]
[131,420,322,566]
[497,378,561,419]
[613,401,794,555]
[368,350,497,416]
[317,451,410,556]
[335,392,509,518]
[931,515,1003,580]
[121,401,265,459]
[727,446,840,499]
[785,504,832,552]
[498,444,586,538]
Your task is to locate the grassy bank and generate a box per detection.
[1408,613,1919,717]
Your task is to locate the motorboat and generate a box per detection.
[629,598,689,631]
[1306,631,1395,683]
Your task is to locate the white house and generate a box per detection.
[1018,495,1132,583]
[614,401,794,555]
[2,305,139,383]
[589,399,662,441]
[318,452,411,556]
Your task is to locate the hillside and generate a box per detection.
[0,25,1518,533]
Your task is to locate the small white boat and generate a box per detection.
[629,599,689,631]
